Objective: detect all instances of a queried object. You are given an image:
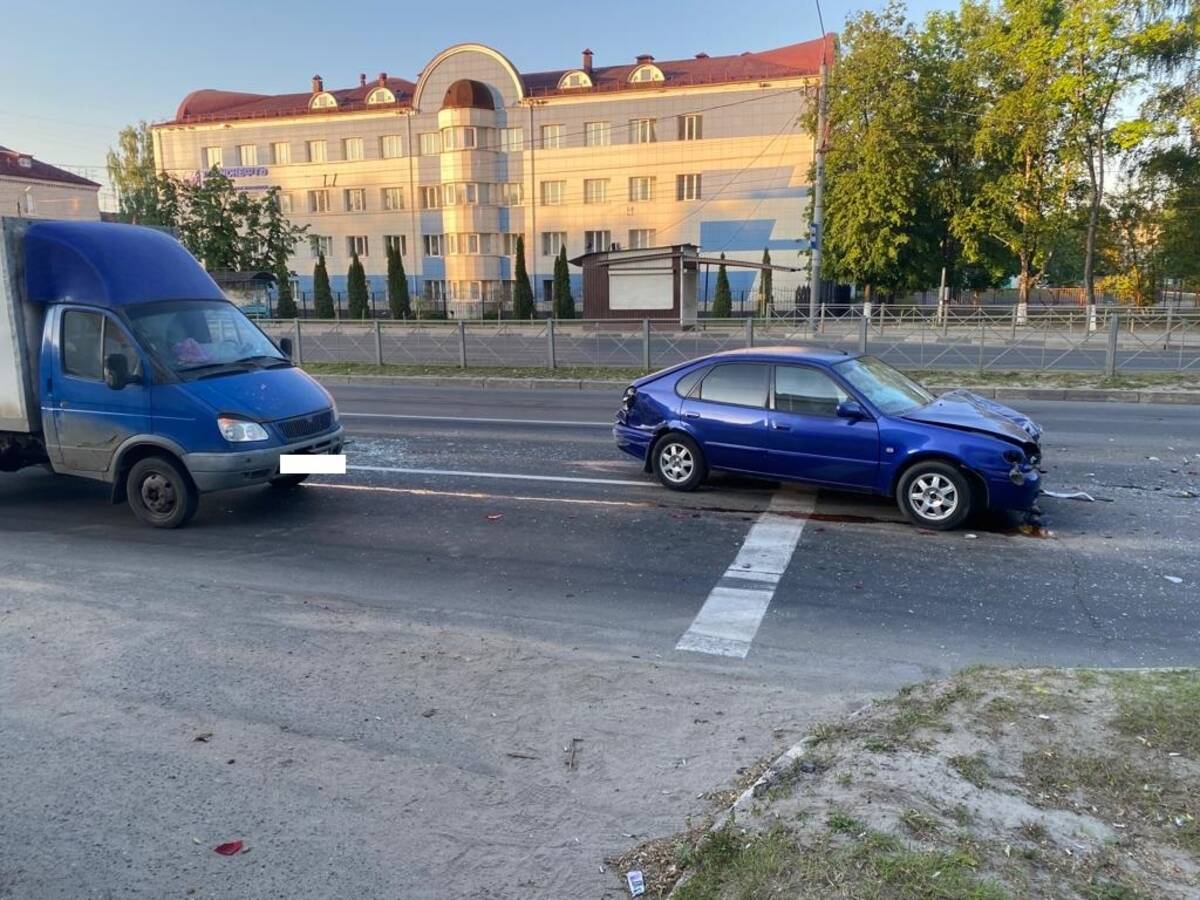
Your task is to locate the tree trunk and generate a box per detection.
[1083,136,1101,307]
[1018,251,1031,308]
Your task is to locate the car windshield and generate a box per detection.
[123,299,287,377]
[834,355,934,415]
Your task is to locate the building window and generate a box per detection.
[271,142,291,165]
[583,179,609,204]
[558,71,593,89]
[310,92,337,110]
[385,234,408,256]
[307,140,327,163]
[423,234,443,257]
[628,229,656,249]
[344,188,366,212]
[238,144,257,166]
[419,132,441,155]
[367,86,395,105]
[424,279,446,302]
[343,137,364,161]
[503,233,522,256]
[308,190,330,213]
[380,134,405,159]
[629,176,655,202]
[499,127,524,152]
[541,124,563,149]
[585,121,611,147]
[676,174,702,201]
[277,193,294,214]
[680,114,703,141]
[442,126,477,150]
[584,230,612,254]
[541,231,567,256]
[309,234,333,257]
[629,118,656,144]
[629,64,665,83]
[443,183,481,206]
[420,186,442,209]
[346,235,369,257]
[498,183,524,206]
[541,180,565,205]
[381,187,405,210]
[203,146,223,169]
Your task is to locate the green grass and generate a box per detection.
[302,362,645,380]
[1111,669,1200,757]
[864,682,981,752]
[949,753,991,788]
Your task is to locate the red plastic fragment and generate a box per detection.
[214,840,243,856]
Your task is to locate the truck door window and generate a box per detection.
[103,321,141,379]
[62,310,103,380]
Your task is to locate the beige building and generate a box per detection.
[153,38,832,317]
[1,146,100,221]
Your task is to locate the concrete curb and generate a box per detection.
[312,373,1200,405]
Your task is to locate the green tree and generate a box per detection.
[387,242,412,319]
[274,259,297,318]
[712,254,733,317]
[759,248,773,315]
[256,186,307,272]
[552,245,574,318]
[106,122,172,226]
[512,235,536,318]
[174,168,248,270]
[347,251,369,319]
[313,253,335,319]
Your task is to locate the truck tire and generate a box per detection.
[126,455,199,529]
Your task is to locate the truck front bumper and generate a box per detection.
[182,426,345,493]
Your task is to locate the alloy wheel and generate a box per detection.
[908,473,958,521]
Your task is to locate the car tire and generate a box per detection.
[653,433,707,492]
[897,461,972,531]
[269,474,309,489]
[126,455,199,529]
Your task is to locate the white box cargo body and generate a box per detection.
[0,219,43,434]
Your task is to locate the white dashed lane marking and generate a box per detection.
[676,491,816,658]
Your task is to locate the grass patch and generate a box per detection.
[910,369,1200,391]
[1111,669,1200,757]
[302,362,645,381]
[900,808,943,839]
[866,682,981,752]
[950,753,991,788]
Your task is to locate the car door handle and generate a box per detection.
[770,421,791,431]
[684,411,701,418]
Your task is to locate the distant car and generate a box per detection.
[613,347,1043,530]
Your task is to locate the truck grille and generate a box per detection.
[275,409,334,440]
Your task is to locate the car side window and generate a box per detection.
[774,365,847,417]
[103,320,142,380]
[674,366,708,398]
[62,310,104,380]
[698,363,769,408]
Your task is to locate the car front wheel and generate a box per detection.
[653,433,707,492]
[897,461,972,530]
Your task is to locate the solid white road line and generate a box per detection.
[342,411,612,427]
[346,464,650,487]
[676,491,816,659]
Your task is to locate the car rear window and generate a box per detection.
[698,363,769,408]
[674,366,708,398]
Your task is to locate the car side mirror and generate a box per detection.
[837,400,866,420]
[279,336,294,359]
[104,353,131,390]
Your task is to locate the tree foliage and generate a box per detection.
[513,235,536,318]
[313,253,335,319]
[712,255,733,317]
[347,251,369,319]
[387,242,412,319]
[759,248,773,314]
[274,258,297,319]
[552,245,574,318]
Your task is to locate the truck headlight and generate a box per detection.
[218,416,269,443]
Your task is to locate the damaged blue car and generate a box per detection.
[614,347,1043,530]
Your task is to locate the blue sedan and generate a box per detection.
[613,347,1043,530]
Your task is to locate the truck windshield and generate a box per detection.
[833,355,934,415]
[123,300,288,376]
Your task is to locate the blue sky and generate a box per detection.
[2,0,952,208]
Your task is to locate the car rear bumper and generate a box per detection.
[614,423,654,463]
[183,426,345,492]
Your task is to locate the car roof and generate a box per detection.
[697,346,859,365]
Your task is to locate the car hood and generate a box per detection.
[179,366,333,422]
[901,390,1042,446]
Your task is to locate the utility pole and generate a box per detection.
[808,57,828,334]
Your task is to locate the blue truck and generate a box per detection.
[0,219,344,527]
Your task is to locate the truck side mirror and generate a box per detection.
[279,337,294,359]
[104,353,131,390]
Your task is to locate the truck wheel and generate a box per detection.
[127,456,198,528]
[269,474,309,488]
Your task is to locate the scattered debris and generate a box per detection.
[505,751,539,760]
[566,737,583,771]
[421,708,437,718]
[213,840,244,856]
[192,732,213,743]
[1147,456,1161,461]
[965,533,978,540]
[1041,490,1095,502]
[625,869,646,897]
[486,513,503,521]
[1163,576,1183,585]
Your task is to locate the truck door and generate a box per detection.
[48,307,149,474]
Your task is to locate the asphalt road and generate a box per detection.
[2,385,1198,898]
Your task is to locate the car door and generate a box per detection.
[50,307,150,473]
[678,362,770,473]
[763,364,880,488]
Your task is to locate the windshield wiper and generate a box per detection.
[177,361,258,379]
[238,354,292,369]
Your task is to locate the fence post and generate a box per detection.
[1105,312,1119,377]
[744,317,754,348]
[857,313,868,354]
[293,319,303,366]
[818,302,826,335]
[458,319,467,368]
[547,318,557,370]
[373,319,384,366]
[1165,302,1174,350]
[978,320,986,373]
[1010,304,1018,341]
[642,319,652,370]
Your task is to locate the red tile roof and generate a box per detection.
[165,35,835,125]
[0,146,99,188]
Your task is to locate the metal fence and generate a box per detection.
[258,306,1200,374]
